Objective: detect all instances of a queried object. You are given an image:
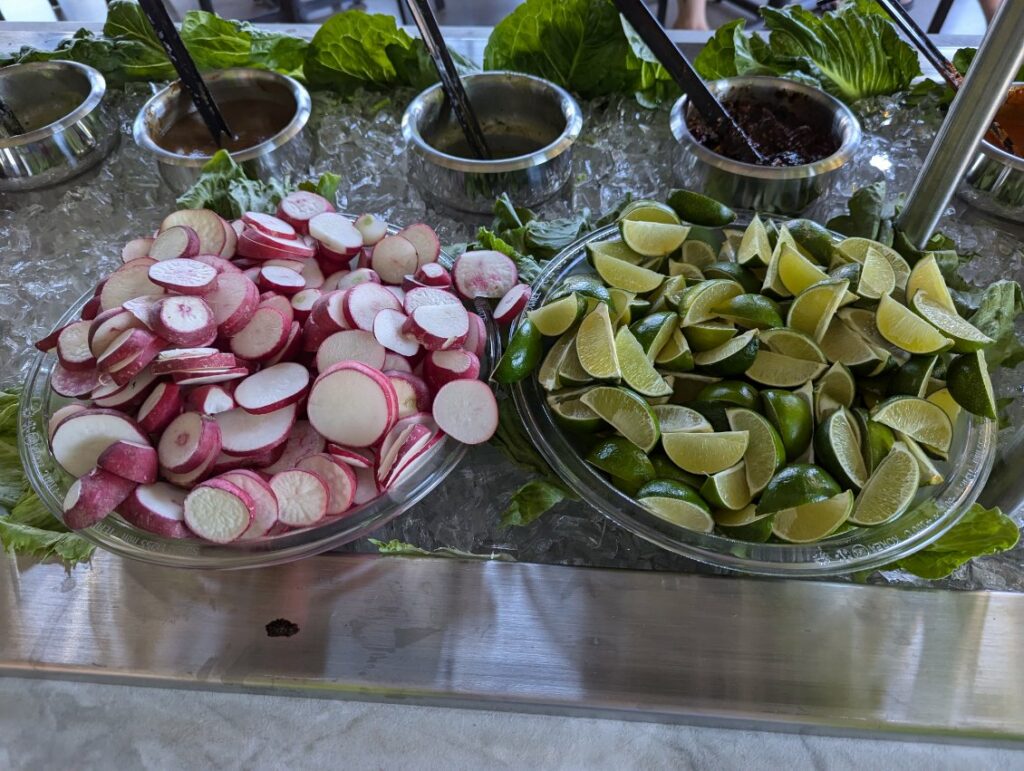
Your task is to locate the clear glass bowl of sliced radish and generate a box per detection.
[20,193,507,569]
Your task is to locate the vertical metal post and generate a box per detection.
[896,1,1024,248]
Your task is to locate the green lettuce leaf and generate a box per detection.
[694,19,796,81]
[369,539,515,561]
[826,181,892,242]
[500,479,571,528]
[952,48,1024,82]
[621,18,679,108]
[969,280,1024,370]
[0,439,25,510]
[475,228,543,284]
[176,150,289,219]
[179,11,307,78]
[298,171,342,206]
[895,504,1019,579]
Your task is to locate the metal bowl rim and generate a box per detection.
[0,60,107,149]
[132,67,312,168]
[669,75,863,180]
[401,70,584,174]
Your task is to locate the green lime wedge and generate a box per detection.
[852,407,896,474]
[637,478,708,506]
[850,442,920,525]
[703,261,761,294]
[667,189,736,227]
[679,279,744,326]
[757,463,841,515]
[648,456,704,487]
[492,318,543,384]
[697,380,760,409]
[837,237,910,291]
[607,288,635,325]
[693,329,759,376]
[639,496,715,533]
[946,349,997,419]
[619,199,682,225]
[701,462,752,510]
[759,327,827,363]
[761,389,813,461]
[669,260,705,281]
[684,321,737,352]
[538,327,577,391]
[814,407,868,489]
[620,219,690,257]
[680,240,717,269]
[926,387,962,426]
[581,386,661,451]
[778,243,830,296]
[889,355,938,398]
[713,503,769,527]
[727,407,786,494]
[771,490,854,543]
[576,303,621,381]
[787,279,849,342]
[587,238,644,266]
[629,311,678,362]
[909,290,993,353]
[737,215,772,267]
[550,275,612,306]
[871,395,953,456]
[549,396,603,432]
[557,337,593,387]
[819,317,883,374]
[897,432,945,486]
[814,361,856,421]
[762,240,798,298]
[647,275,688,313]
[714,293,783,330]
[528,293,586,336]
[586,436,655,492]
[652,404,713,433]
[876,293,953,354]
[856,246,896,300]
[907,254,956,313]
[654,327,695,372]
[615,326,672,398]
[745,349,827,388]
[662,430,749,475]
[593,252,665,293]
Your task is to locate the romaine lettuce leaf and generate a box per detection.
[176,150,289,219]
[969,280,1024,370]
[895,504,1019,579]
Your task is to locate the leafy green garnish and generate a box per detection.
[895,504,1019,579]
[475,228,544,284]
[826,182,893,243]
[298,171,342,206]
[621,18,678,109]
[176,150,289,220]
[952,48,1024,83]
[369,538,515,561]
[499,479,573,528]
[490,194,590,261]
[179,11,307,78]
[969,280,1024,370]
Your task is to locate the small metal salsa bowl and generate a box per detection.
[133,68,311,195]
[670,76,861,215]
[0,61,118,192]
[402,71,583,214]
[961,82,1024,222]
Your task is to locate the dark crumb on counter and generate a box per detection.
[266,618,300,637]
[688,88,841,167]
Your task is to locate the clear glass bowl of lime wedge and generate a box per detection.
[511,223,996,577]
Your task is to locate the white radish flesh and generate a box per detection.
[258,265,305,295]
[185,383,236,415]
[48,404,88,440]
[148,258,217,295]
[326,444,373,469]
[184,479,254,543]
[397,223,441,267]
[354,213,388,245]
[373,308,420,357]
[153,296,216,347]
[137,382,182,433]
[352,465,380,505]
[453,250,518,299]
[215,404,296,456]
[291,288,321,322]
[108,337,164,387]
[405,304,469,350]
[270,469,329,527]
[205,273,259,336]
[161,209,227,256]
[387,372,431,417]
[432,379,498,445]
[297,454,356,516]
[117,483,190,539]
[51,409,148,477]
[92,365,157,409]
[309,212,362,257]
[382,352,413,373]
[300,258,325,289]
[63,467,137,530]
[122,237,154,263]
[258,292,295,327]
[172,368,250,387]
[464,311,488,359]
[493,284,532,325]
[263,420,325,473]
[51,364,99,398]
[277,191,334,233]
[153,350,235,375]
[89,309,144,357]
[307,361,397,447]
[149,225,199,260]
[219,218,238,259]
[423,349,481,391]
[370,235,418,284]
[158,412,222,473]
[98,440,158,484]
[264,321,302,366]
[96,328,157,372]
[57,321,96,371]
[402,286,461,315]
[243,211,297,240]
[99,260,164,311]
[229,307,289,362]
[234,362,310,414]
[413,262,451,288]
[343,282,402,331]
[195,253,242,275]
[337,268,380,289]
[315,329,386,372]
[220,470,279,540]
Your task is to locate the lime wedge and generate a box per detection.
[876,294,953,354]
[629,311,678,362]
[701,462,752,510]
[614,326,672,398]
[771,490,854,543]
[647,457,705,488]
[787,279,849,342]
[856,246,896,300]
[652,404,713,433]
[619,199,682,225]
[737,215,772,267]
[745,349,827,387]
[537,327,577,391]
[581,386,661,451]
[654,327,695,372]
[713,503,769,527]
[778,244,830,296]
[697,380,760,409]
[528,293,585,336]
[757,463,841,515]
[662,431,749,475]
[586,436,655,492]
[946,349,997,419]
[639,496,715,533]
[666,189,736,227]
[762,241,799,298]
[593,252,665,294]
[889,354,938,398]
[814,361,856,421]
[897,432,945,485]
[557,337,593,387]
[727,408,786,494]
[576,303,621,381]
[620,219,690,257]
[492,319,543,384]
[607,288,635,325]
[760,389,813,462]
[759,327,827,363]
[837,237,910,291]
[907,254,956,313]
[850,442,920,526]
[587,238,644,265]
[909,290,993,353]
[871,395,953,456]
[681,240,717,269]
[637,478,707,503]
[647,275,688,313]
[549,396,602,432]
[679,279,743,326]
[693,329,759,376]
[814,407,868,489]
[684,321,737,352]
[819,317,882,374]
[851,407,896,474]
[703,261,761,294]
[669,261,705,281]
[551,275,612,306]
[926,387,962,426]
[714,293,784,330]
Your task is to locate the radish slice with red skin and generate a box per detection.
[243,211,297,240]
[309,212,362,257]
[117,483,191,539]
[317,243,356,272]
[206,273,259,337]
[237,230,315,261]
[413,262,452,288]
[184,478,254,543]
[422,349,481,392]
[57,321,96,371]
[89,309,144,357]
[402,286,461,315]
[153,350,236,375]
[172,368,250,386]
[370,235,418,285]
[299,258,325,289]
[404,304,469,350]
[315,328,386,371]
[220,470,279,540]
[161,209,227,256]
[310,289,349,333]
[215,404,297,457]
[35,324,65,354]
[297,454,356,516]
[307,361,398,447]
[386,371,432,417]
[354,213,388,246]
[352,465,380,505]
[452,250,518,299]
[185,383,236,415]
[219,219,237,259]
[398,223,441,268]
[162,449,217,487]
[234,362,310,415]
[291,288,321,322]
[263,258,305,273]
[385,429,445,489]
[99,260,164,311]
[51,364,99,398]
[432,379,498,445]
[48,404,88,440]
[194,253,242,275]
[326,444,373,469]
[493,284,532,325]
[336,268,380,289]
[122,237,154,263]
[265,321,303,366]
[401,275,429,292]
[51,409,148,477]
[243,267,261,283]
[262,419,326,474]
[98,440,158,484]
[229,306,290,361]
[258,265,305,295]
[149,225,200,260]
[108,337,164,387]
[148,258,218,295]
[302,316,332,353]
[258,292,295,327]
[137,382,182,433]
[158,412,222,473]
[121,296,159,329]
[379,424,436,484]
[382,352,412,373]
[464,311,488,359]
[373,308,420,357]
[343,282,403,331]
[269,469,329,527]
[153,296,216,347]
[277,191,334,233]
[96,328,158,372]
[63,467,137,530]
[376,424,417,481]
[80,297,101,321]
[92,366,157,409]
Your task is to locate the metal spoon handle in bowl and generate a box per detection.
[405,0,491,160]
[613,0,764,164]
[137,0,233,147]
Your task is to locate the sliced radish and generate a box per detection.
[263,258,305,273]
[291,288,321,323]
[194,253,241,275]
[258,292,295,327]
[49,404,88,440]
[296,454,356,516]
[229,306,289,361]
[96,328,158,372]
[277,191,334,233]
[153,296,216,347]
[263,420,325,473]
[302,316,332,353]
[99,259,164,311]
[343,282,402,331]
[352,465,380,505]
[385,429,443,489]
[423,349,480,392]
[326,444,373,469]
[161,209,227,256]
[321,270,347,291]
[51,409,147,477]
[265,321,302,366]
[107,337,163,387]
[379,423,435,483]
[122,237,154,263]
[453,250,518,299]
[309,212,362,257]
[184,478,253,543]
[299,258,325,289]
[259,265,305,295]
[215,404,296,456]
[384,285,406,305]
[63,467,137,530]
[372,308,420,357]
[162,450,217,488]
[315,329,386,372]
[172,368,250,386]
[494,284,532,325]
[243,211,297,240]
[206,273,259,336]
[413,262,452,288]
[220,470,279,540]
[219,219,238,259]
[117,482,190,539]
[137,382,182,433]
[81,296,101,321]
[185,383,236,415]
[121,295,159,329]
[307,361,397,447]
[89,309,143,357]
[51,364,99,398]
[405,304,469,350]
[157,412,222,474]
[234,362,310,415]
[370,235,418,285]
[35,324,66,354]
[354,213,388,246]
[148,258,218,295]
[398,223,441,267]
[57,321,96,371]
[149,225,199,260]
[98,440,158,484]
[92,365,157,409]
[432,379,498,445]
[311,289,350,333]
[382,352,412,373]
[153,350,235,375]
[337,268,380,288]
[402,286,461,315]
[269,469,329,527]
[237,230,314,261]
[464,310,488,359]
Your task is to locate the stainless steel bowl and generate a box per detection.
[670,76,861,215]
[960,82,1024,222]
[0,61,118,192]
[402,71,583,214]
[133,68,311,194]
